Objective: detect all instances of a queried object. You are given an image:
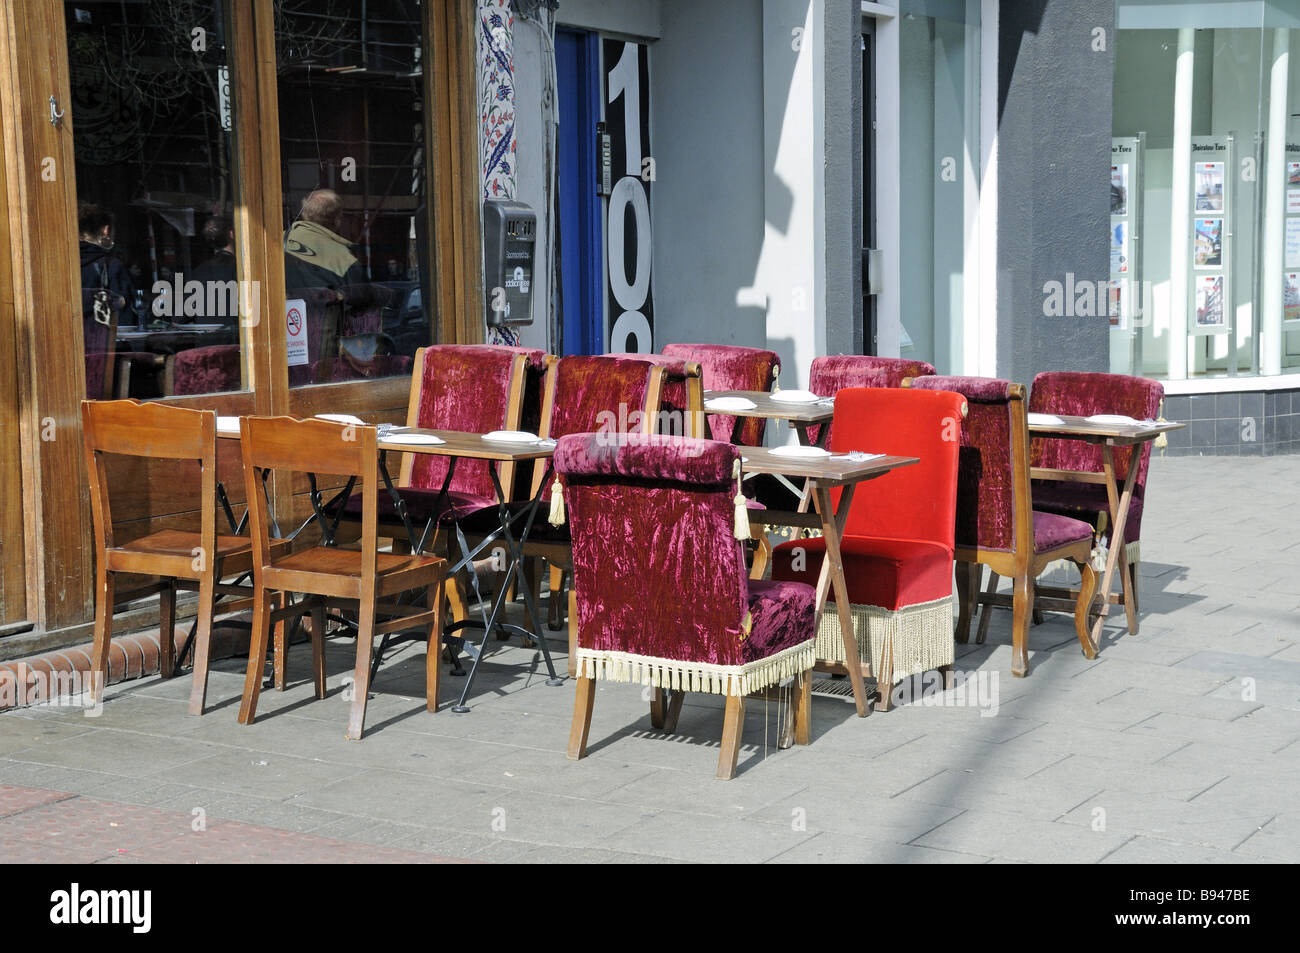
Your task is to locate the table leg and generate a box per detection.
[1089,443,1140,652]
[812,484,872,717]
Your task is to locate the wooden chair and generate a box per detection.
[906,376,1099,677]
[606,353,706,438]
[81,399,281,715]
[1028,371,1163,635]
[771,386,966,708]
[556,432,817,779]
[660,342,780,446]
[236,415,447,739]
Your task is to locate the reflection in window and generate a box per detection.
[66,0,246,399]
[275,1,433,388]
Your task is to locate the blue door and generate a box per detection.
[555,29,603,355]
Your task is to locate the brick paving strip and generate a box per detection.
[0,784,470,864]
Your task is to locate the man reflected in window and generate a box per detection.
[284,189,366,289]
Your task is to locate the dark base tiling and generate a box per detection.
[1161,388,1300,456]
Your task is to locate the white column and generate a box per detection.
[975,0,998,377]
[1168,28,1195,380]
[1261,29,1289,377]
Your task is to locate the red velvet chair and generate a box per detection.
[1028,371,1163,634]
[908,376,1099,677]
[771,387,965,706]
[660,343,780,446]
[606,352,706,437]
[166,344,242,396]
[556,432,816,779]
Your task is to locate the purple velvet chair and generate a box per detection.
[166,344,241,396]
[606,352,706,437]
[83,309,117,401]
[807,355,937,446]
[907,376,1099,677]
[1028,371,1163,634]
[660,343,780,446]
[556,432,816,779]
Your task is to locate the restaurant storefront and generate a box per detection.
[0,0,485,641]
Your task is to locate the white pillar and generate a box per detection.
[1260,29,1289,378]
[1168,28,1195,380]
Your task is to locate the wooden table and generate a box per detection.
[705,390,835,445]
[740,447,919,716]
[1027,414,1184,653]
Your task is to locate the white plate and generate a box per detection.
[1028,413,1065,426]
[769,445,831,458]
[316,413,366,426]
[382,433,445,446]
[770,389,820,404]
[1086,414,1138,425]
[216,415,240,435]
[704,397,757,412]
[482,430,541,444]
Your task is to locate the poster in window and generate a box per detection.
[1195,275,1225,329]
[1109,280,1126,330]
[1111,164,1128,215]
[1110,221,1129,275]
[1285,272,1300,323]
[1194,162,1224,212]
[1287,217,1300,269]
[1288,161,1300,214]
[1193,218,1223,269]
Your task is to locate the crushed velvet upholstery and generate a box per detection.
[84,312,115,400]
[1029,371,1163,543]
[555,432,813,667]
[772,387,964,609]
[408,345,543,506]
[170,344,241,396]
[606,352,695,433]
[287,354,412,387]
[1032,511,1095,552]
[806,355,937,446]
[910,376,1019,552]
[660,343,779,446]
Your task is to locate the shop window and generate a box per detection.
[66,0,249,400]
[274,0,434,388]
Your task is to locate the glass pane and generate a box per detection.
[1110,2,1300,381]
[897,1,980,373]
[67,0,247,400]
[274,0,433,388]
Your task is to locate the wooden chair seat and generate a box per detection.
[263,547,444,599]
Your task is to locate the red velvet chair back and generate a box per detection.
[829,388,965,551]
[809,355,937,446]
[555,433,750,667]
[169,344,241,396]
[605,352,700,435]
[83,309,117,400]
[910,376,1029,554]
[406,344,545,503]
[1029,371,1163,491]
[660,343,779,445]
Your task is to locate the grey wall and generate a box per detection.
[822,0,861,358]
[996,0,1114,382]
[649,0,768,349]
[511,17,553,351]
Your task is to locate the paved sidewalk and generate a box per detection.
[1,455,1297,864]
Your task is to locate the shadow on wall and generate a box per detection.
[996,0,1048,125]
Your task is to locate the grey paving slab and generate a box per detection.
[767,830,991,863]
[603,810,816,863]
[912,809,1131,863]
[1057,789,1274,852]
[1099,836,1258,864]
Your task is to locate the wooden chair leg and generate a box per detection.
[664,689,685,733]
[954,562,978,643]
[159,579,176,679]
[346,604,377,740]
[186,574,217,716]
[749,526,770,580]
[1074,561,1099,659]
[237,591,271,725]
[1010,574,1032,677]
[426,578,446,713]
[310,603,327,700]
[273,591,289,691]
[1127,549,1141,616]
[976,571,999,645]
[939,663,955,690]
[89,568,114,705]
[792,670,812,745]
[567,674,596,760]
[717,694,747,780]
[650,686,666,729]
[1118,544,1139,636]
[1032,578,1045,626]
[567,586,578,679]
[876,635,895,711]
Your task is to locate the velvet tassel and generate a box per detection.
[548,475,565,526]
[771,364,780,392]
[1090,534,1109,571]
[732,458,750,540]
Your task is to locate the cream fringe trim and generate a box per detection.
[817,596,954,684]
[574,640,816,697]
